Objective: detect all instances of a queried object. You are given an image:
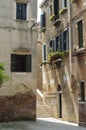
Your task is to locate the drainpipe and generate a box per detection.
[67,0,72,83]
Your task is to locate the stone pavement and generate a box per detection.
[0,118,85,130]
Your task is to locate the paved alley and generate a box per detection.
[0,118,85,130]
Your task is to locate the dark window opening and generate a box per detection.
[11,54,31,72]
[64,0,67,7]
[43,45,47,61]
[63,29,69,51]
[80,81,85,102]
[77,20,83,48]
[40,12,46,28]
[54,0,59,19]
[16,3,27,20]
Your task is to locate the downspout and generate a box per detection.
[67,0,72,84]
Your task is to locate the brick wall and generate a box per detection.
[79,103,86,126]
[0,91,36,122]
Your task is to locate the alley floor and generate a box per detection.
[0,118,85,130]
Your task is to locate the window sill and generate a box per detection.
[73,47,86,56]
[71,0,78,3]
[49,14,55,21]
[14,19,29,23]
[12,72,28,75]
[40,27,46,32]
[53,19,60,26]
[59,7,67,14]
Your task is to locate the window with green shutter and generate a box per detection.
[77,20,83,48]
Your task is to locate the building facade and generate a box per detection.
[0,0,37,91]
[40,0,86,125]
[0,0,37,121]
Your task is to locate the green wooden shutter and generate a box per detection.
[78,20,83,48]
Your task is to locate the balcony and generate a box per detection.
[73,47,86,56]
[48,51,64,62]
[49,14,60,26]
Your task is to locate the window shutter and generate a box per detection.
[54,0,59,18]
[56,36,59,51]
[40,12,46,28]
[63,31,67,51]
[11,54,16,72]
[64,0,67,7]
[43,45,46,61]
[60,34,63,51]
[78,20,83,48]
[26,55,32,72]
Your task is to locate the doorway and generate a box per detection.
[58,84,62,118]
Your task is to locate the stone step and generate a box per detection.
[36,104,51,118]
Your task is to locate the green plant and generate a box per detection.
[0,63,10,87]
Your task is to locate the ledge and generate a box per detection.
[14,19,29,23]
[40,27,46,32]
[53,19,61,26]
[49,14,55,21]
[59,7,67,14]
[73,47,86,56]
[71,0,78,3]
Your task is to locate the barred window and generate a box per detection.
[16,3,27,20]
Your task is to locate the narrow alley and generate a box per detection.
[0,118,85,130]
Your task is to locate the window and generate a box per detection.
[49,36,61,52]
[77,20,83,48]
[43,44,47,61]
[62,0,67,8]
[62,29,69,51]
[16,3,27,20]
[80,81,85,102]
[40,12,46,28]
[11,54,31,72]
[54,0,59,18]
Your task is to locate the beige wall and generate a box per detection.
[40,0,79,123]
[0,0,37,94]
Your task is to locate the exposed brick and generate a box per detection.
[0,91,36,122]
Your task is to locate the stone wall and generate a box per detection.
[79,103,86,126]
[0,90,36,122]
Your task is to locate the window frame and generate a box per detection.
[11,54,32,73]
[62,0,67,8]
[16,2,28,21]
[76,19,83,49]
